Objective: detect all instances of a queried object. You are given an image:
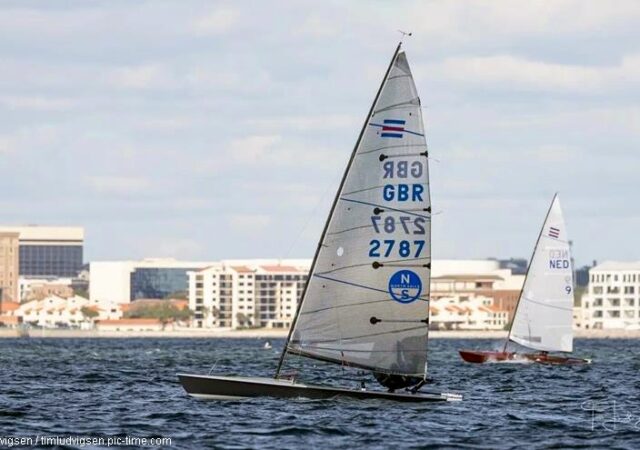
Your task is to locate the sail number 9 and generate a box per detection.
[371,216,426,234]
[369,240,425,258]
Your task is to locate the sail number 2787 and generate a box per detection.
[371,216,426,234]
[369,240,425,258]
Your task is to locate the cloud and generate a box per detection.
[229,135,282,162]
[0,95,78,111]
[191,8,239,36]
[247,114,359,132]
[227,213,272,232]
[107,64,173,90]
[85,176,153,195]
[429,54,640,93]
[404,0,640,43]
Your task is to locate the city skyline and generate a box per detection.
[1,1,639,265]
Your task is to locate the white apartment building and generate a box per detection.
[581,261,640,330]
[430,295,509,330]
[188,259,310,329]
[16,294,123,328]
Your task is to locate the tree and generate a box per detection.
[125,302,193,330]
[81,306,99,325]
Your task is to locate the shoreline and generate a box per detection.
[1,328,640,339]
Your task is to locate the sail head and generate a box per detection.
[510,195,574,352]
[287,50,431,378]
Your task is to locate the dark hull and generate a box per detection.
[178,374,462,403]
[459,349,591,365]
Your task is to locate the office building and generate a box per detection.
[0,226,84,277]
[90,259,216,304]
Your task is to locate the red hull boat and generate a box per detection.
[459,349,590,365]
[522,352,591,365]
[458,350,521,364]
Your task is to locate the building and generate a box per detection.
[189,259,310,329]
[0,232,19,302]
[0,226,84,278]
[581,261,640,330]
[431,260,524,325]
[429,296,509,330]
[19,277,76,301]
[16,294,122,328]
[90,259,216,304]
[0,300,21,327]
[187,258,523,331]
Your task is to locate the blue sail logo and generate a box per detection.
[388,270,422,304]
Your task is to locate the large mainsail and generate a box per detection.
[281,45,431,378]
[509,195,574,352]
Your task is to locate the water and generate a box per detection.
[1,338,639,449]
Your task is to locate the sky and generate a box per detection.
[0,0,638,266]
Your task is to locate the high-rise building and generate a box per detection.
[188,260,310,329]
[0,226,84,277]
[581,261,640,330]
[0,232,19,301]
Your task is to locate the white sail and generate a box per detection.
[509,195,574,352]
[286,47,431,378]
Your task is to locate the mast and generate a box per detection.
[274,42,403,378]
[502,193,558,353]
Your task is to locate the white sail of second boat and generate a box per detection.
[509,194,574,352]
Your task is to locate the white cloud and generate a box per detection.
[85,176,152,195]
[430,54,640,92]
[0,95,78,111]
[107,64,173,90]
[227,213,272,232]
[229,135,282,163]
[247,114,359,132]
[191,8,238,36]
[404,0,640,43]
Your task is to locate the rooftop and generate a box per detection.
[260,265,305,273]
[593,261,640,271]
[0,225,84,241]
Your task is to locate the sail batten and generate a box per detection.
[278,47,432,379]
[508,195,574,353]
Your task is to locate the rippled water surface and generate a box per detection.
[1,338,639,449]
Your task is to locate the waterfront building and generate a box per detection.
[431,259,524,325]
[429,295,509,330]
[0,232,19,302]
[16,294,123,328]
[19,277,75,301]
[89,258,216,304]
[0,300,21,327]
[188,259,310,329]
[187,258,521,331]
[581,261,640,330]
[0,226,84,278]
